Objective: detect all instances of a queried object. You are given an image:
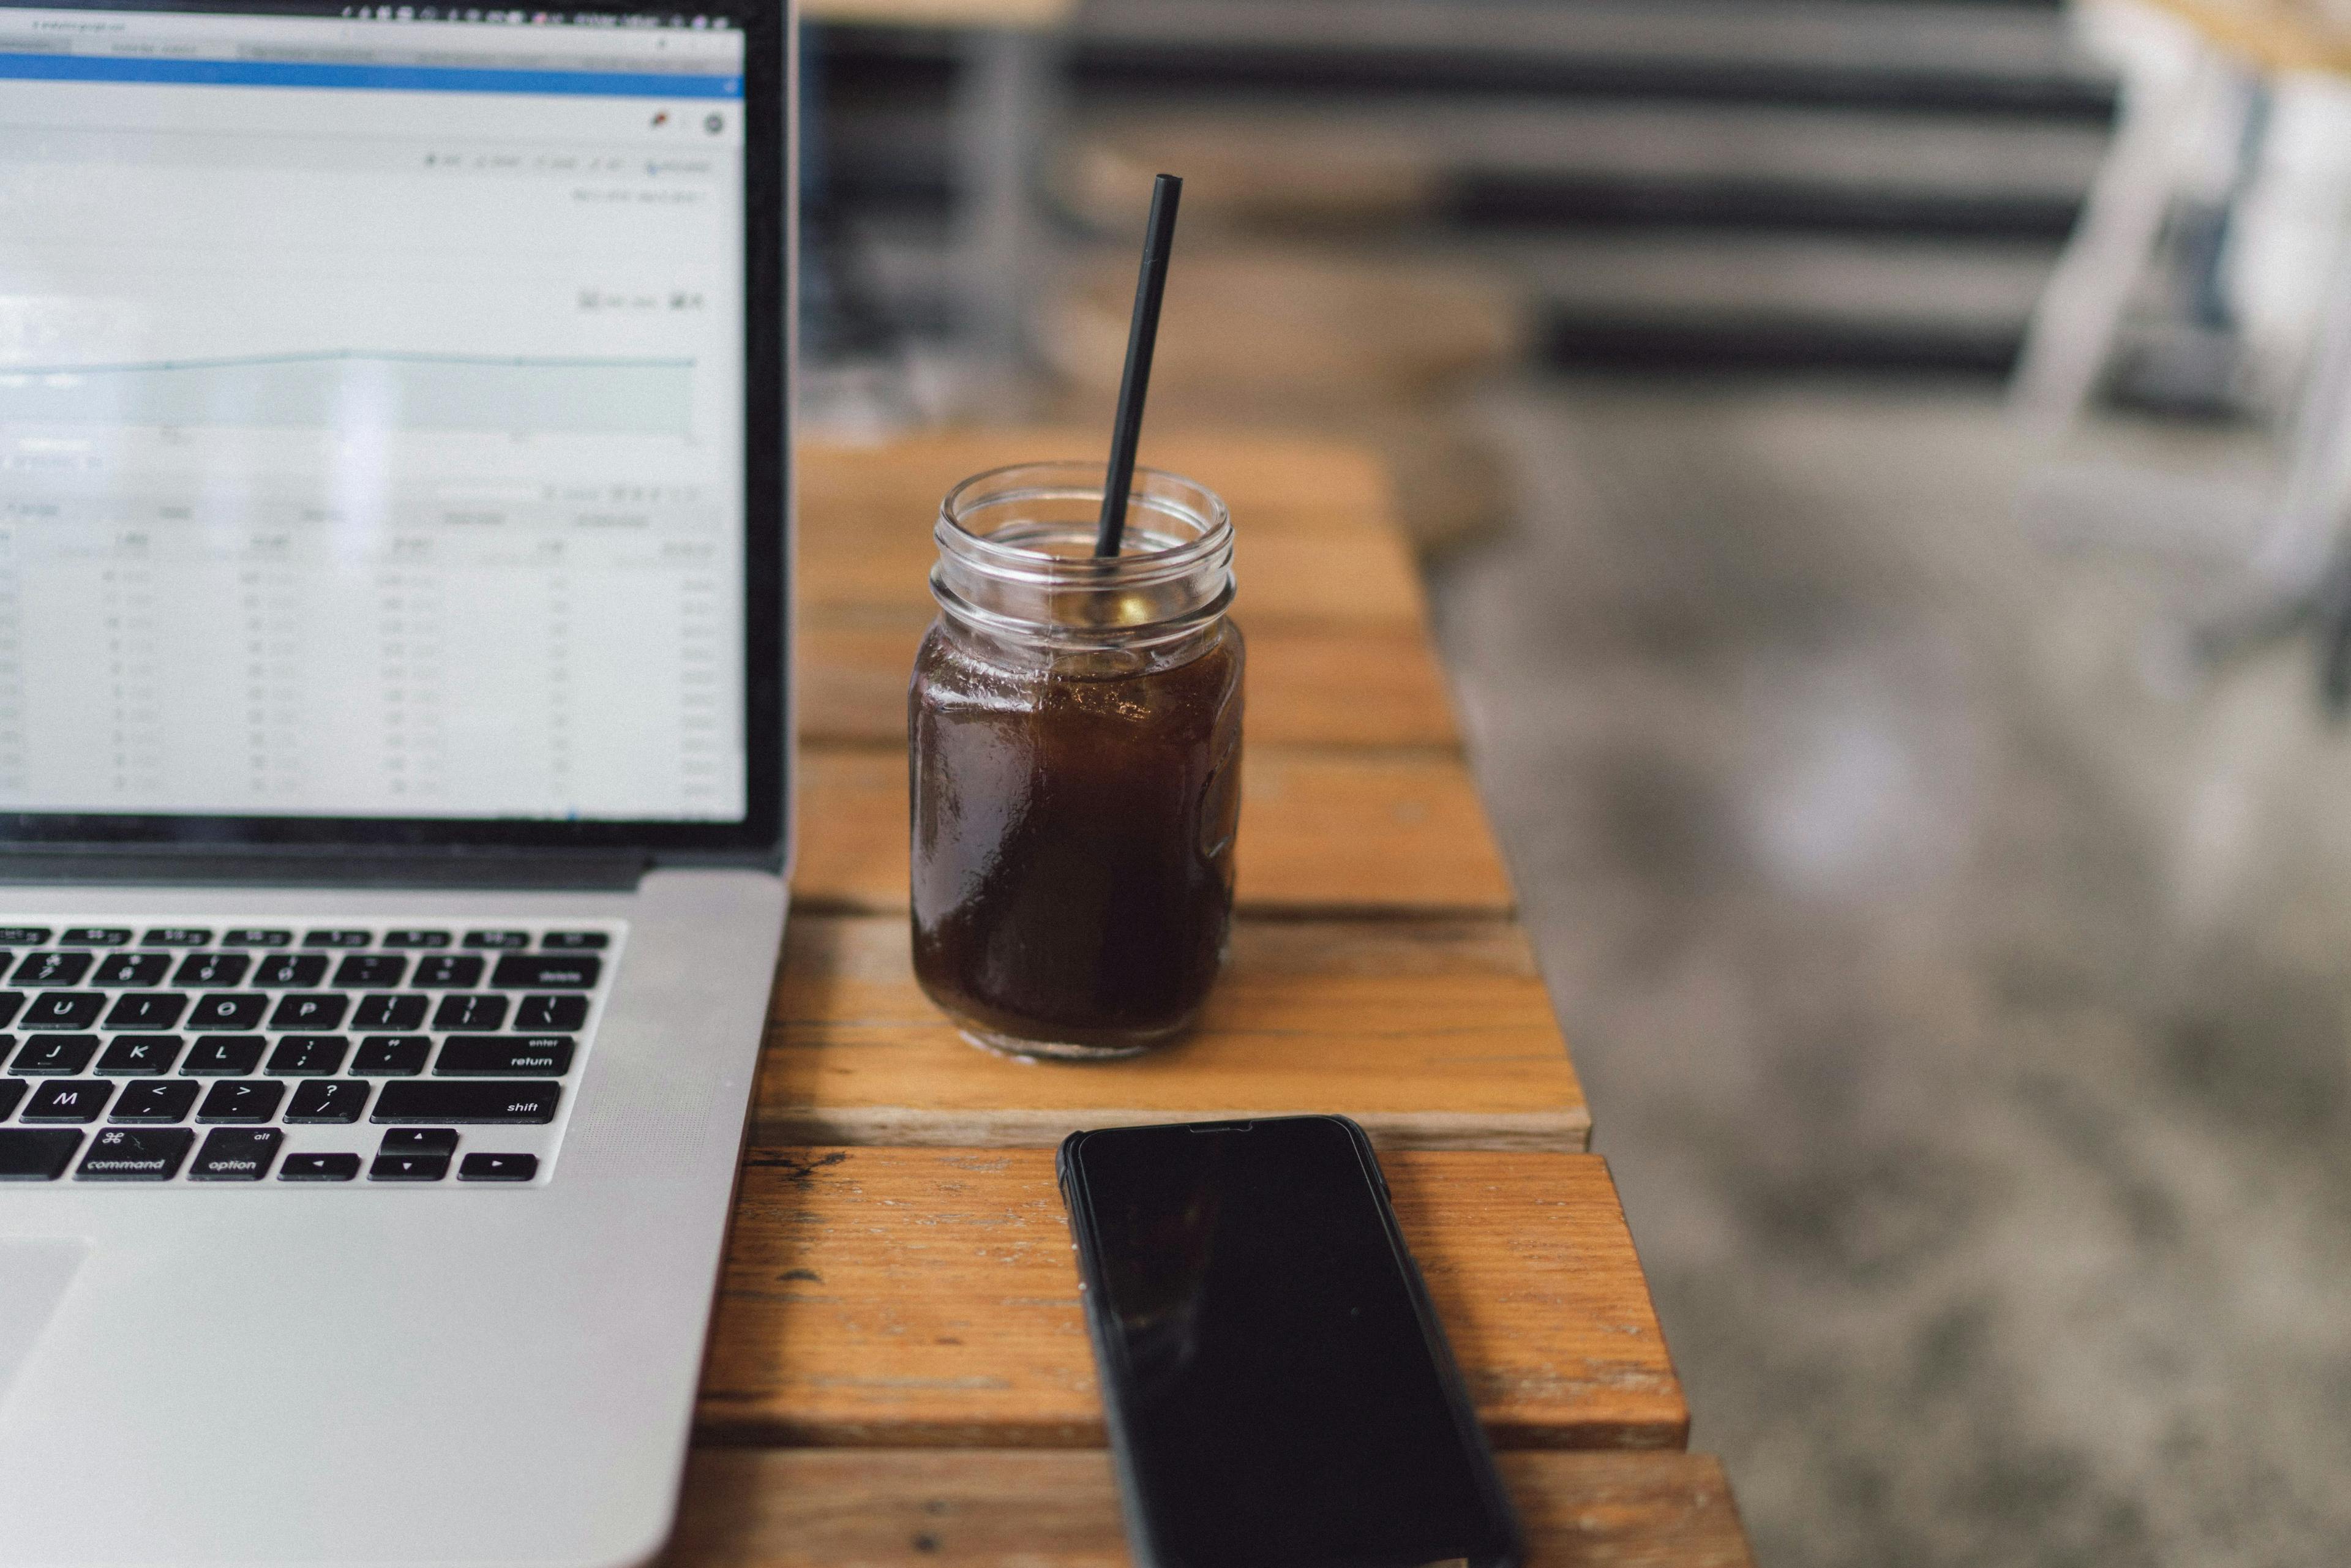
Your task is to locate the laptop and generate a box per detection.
[0,3,791,1563]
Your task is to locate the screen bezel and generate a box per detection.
[0,0,788,865]
[1059,1116,1524,1568]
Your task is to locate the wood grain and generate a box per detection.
[803,432,1400,541]
[2139,0,2351,74]
[755,915,1585,1151]
[797,616,1461,749]
[798,435,1428,628]
[792,746,1515,917]
[800,516,1428,628]
[664,1449,1753,1567]
[1043,247,1521,400]
[695,1147,1684,1451]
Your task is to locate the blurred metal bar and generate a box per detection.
[952,28,1056,366]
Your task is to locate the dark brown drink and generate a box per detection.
[910,623,1244,1055]
[909,462,1243,1058]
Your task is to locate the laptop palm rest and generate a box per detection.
[0,1240,88,1408]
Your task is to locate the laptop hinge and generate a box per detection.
[0,848,653,891]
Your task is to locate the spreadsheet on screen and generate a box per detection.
[0,6,750,821]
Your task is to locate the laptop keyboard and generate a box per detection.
[0,921,621,1185]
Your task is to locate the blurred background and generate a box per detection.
[793,1,2351,1561]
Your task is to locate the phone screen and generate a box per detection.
[1063,1117,1520,1568]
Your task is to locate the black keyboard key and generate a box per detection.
[181,1035,266,1075]
[285,1079,369,1123]
[11,1035,97,1075]
[0,1128,82,1180]
[103,992,188,1030]
[270,994,348,1030]
[0,1032,11,1070]
[464,930,529,950]
[280,1152,361,1181]
[58,928,132,947]
[252,954,327,989]
[92,953,171,987]
[353,994,427,1030]
[190,1127,282,1180]
[222,928,293,948]
[23,992,102,1029]
[174,952,250,988]
[188,993,268,1030]
[0,1079,22,1119]
[438,1035,574,1076]
[380,1127,457,1155]
[111,1079,200,1123]
[373,1080,560,1124]
[302,929,372,948]
[12,951,91,986]
[515,994,589,1030]
[383,929,452,949]
[410,955,484,989]
[266,1035,348,1076]
[78,1127,195,1180]
[140,928,213,948]
[458,1152,538,1182]
[490,955,601,990]
[197,1080,283,1124]
[23,1080,111,1122]
[433,993,508,1032]
[351,1035,430,1076]
[370,1151,449,1181]
[0,994,20,1029]
[97,1034,183,1075]
[0,927,51,946]
[332,955,407,989]
[540,931,609,950]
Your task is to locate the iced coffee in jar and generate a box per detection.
[910,462,1243,1059]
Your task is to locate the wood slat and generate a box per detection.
[803,431,1401,540]
[695,1147,1684,1450]
[792,746,1515,917]
[798,434,1429,629]
[754,915,1586,1151]
[665,1449,1753,1567]
[1041,247,1521,402]
[800,519,1428,628]
[796,617,1462,749]
[2140,0,2351,75]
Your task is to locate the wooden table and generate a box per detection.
[662,430,1758,1565]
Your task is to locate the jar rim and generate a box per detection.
[938,460,1232,576]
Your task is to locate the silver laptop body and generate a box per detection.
[0,6,793,1563]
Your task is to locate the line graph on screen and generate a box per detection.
[0,350,696,438]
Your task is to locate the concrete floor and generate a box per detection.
[1427,380,2351,1567]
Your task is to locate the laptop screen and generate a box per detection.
[0,1,784,850]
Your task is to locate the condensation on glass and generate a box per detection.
[909,462,1244,1059]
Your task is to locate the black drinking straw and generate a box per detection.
[1094,172,1183,558]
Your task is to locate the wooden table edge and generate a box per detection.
[754,1106,1593,1152]
[662,1447,1755,1566]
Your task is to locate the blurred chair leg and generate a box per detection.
[953,28,1057,372]
[2316,555,2351,714]
[2010,31,2225,435]
[2173,231,2351,697]
[2248,234,2351,587]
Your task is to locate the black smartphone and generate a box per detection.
[1058,1115,1523,1568]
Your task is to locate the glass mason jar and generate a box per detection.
[909,462,1245,1060]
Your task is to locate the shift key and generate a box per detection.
[372,1079,561,1124]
